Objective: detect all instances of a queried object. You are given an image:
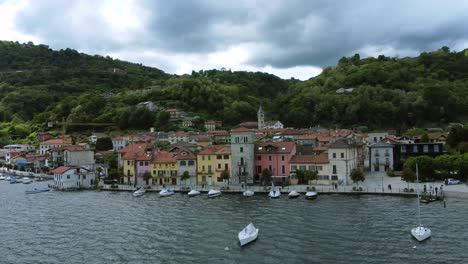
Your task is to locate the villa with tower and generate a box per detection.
[257,105,284,130]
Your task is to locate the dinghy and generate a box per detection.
[208,189,221,198]
[187,189,201,197]
[305,191,318,200]
[243,190,255,197]
[238,223,259,246]
[132,187,146,197]
[288,190,300,199]
[25,188,50,194]
[159,188,175,197]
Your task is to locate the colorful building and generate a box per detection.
[197,145,231,186]
[290,153,329,184]
[254,142,296,185]
[152,151,178,185]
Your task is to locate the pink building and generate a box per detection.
[254,142,296,185]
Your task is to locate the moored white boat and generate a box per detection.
[132,187,146,197]
[243,190,255,197]
[208,189,221,198]
[238,223,259,246]
[25,188,50,194]
[6,176,11,181]
[411,164,431,242]
[411,225,431,242]
[187,189,201,197]
[268,189,280,199]
[159,188,175,197]
[0,175,5,180]
[9,177,17,184]
[22,177,32,184]
[305,191,318,200]
[288,190,300,199]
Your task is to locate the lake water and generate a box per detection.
[1,179,467,264]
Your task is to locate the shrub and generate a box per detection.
[386,168,395,177]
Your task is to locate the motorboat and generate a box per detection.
[159,188,175,197]
[25,188,50,194]
[238,223,259,246]
[22,177,32,184]
[0,175,5,180]
[187,189,201,197]
[411,164,431,242]
[9,177,17,184]
[305,191,318,200]
[132,187,146,197]
[208,189,221,198]
[269,189,280,199]
[243,190,255,197]
[288,190,300,199]
[6,176,11,181]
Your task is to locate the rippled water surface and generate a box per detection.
[1,180,467,264]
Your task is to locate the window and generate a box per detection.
[257,166,262,173]
[332,153,336,158]
[434,145,440,152]
[153,170,156,175]
[180,161,186,166]
[291,165,297,171]
[208,156,211,160]
[208,165,212,173]
[331,175,338,180]
[225,164,229,170]
[217,177,223,182]
[401,145,406,152]
[269,156,272,161]
[341,153,344,158]
[269,165,272,172]
[299,165,306,171]
[145,161,149,166]
[83,175,86,180]
[281,155,285,161]
[202,165,205,171]
[413,145,418,153]
[282,165,285,174]
[139,161,143,166]
[127,160,130,166]
[257,156,261,161]
[423,145,429,153]
[240,147,244,153]
[188,160,195,166]
[67,175,70,179]
[217,155,222,160]
[218,164,221,169]
[317,166,323,171]
[202,156,205,161]
[224,155,229,159]
[332,165,337,174]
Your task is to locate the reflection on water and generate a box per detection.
[0,180,466,264]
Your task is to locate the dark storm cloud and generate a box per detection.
[11,0,468,69]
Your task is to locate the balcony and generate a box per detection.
[237,161,247,167]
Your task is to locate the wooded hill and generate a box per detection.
[0,41,467,145]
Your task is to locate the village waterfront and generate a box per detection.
[1,176,468,264]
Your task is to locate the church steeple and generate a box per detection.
[257,105,264,130]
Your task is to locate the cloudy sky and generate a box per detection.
[1,0,468,80]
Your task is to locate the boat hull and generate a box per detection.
[243,190,255,197]
[268,190,280,199]
[411,226,431,241]
[239,224,259,247]
[305,192,318,200]
[187,190,201,197]
[208,190,222,198]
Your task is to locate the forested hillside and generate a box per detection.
[0,41,467,145]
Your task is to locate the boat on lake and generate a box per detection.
[187,189,201,197]
[25,188,50,194]
[22,177,32,184]
[305,191,318,200]
[268,183,280,199]
[9,177,17,184]
[0,175,5,180]
[132,187,146,197]
[288,190,300,199]
[411,164,431,242]
[243,190,255,197]
[159,188,175,197]
[239,223,259,246]
[208,189,221,198]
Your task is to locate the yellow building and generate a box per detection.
[197,145,231,186]
[152,151,178,185]
[118,143,153,185]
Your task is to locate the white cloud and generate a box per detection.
[0,0,40,43]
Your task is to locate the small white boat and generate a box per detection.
[268,189,281,199]
[159,188,175,197]
[6,176,11,181]
[0,175,5,180]
[411,164,431,242]
[243,190,255,197]
[208,189,221,198]
[305,191,318,200]
[22,177,32,184]
[411,225,431,242]
[288,190,300,199]
[187,189,201,197]
[132,187,146,197]
[238,223,259,246]
[25,188,50,194]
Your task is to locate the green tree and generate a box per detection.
[143,171,152,185]
[95,137,113,151]
[180,171,190,186]
[305,170,318,185]
[402,167,416,189]
[350,168,364,185]
[221,170,230,186]
[261,168,272,185]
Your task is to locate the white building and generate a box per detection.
[2,144,34,152]
[264,120,284,130]
[63,149,95,170]
[367,132,389,145]
[369,142,394,173]
[39,139,72,155]
[51,166,96,190]
[112,137,129,152]
[328,139,359,185]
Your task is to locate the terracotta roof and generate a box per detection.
[198,145,231,155]
[317,136,332,142]
[194,136,211,142]
[116,143,152,154]
[255,142,296,154]
[230,127,252,133]
[153,151,177,163]
[290,153,329,164]
[41,139,72,145]
[208,130,229,135]
[172,148,197,160]
[329,138,357,148]
[296,134,318,140]
[51,166,90,174]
